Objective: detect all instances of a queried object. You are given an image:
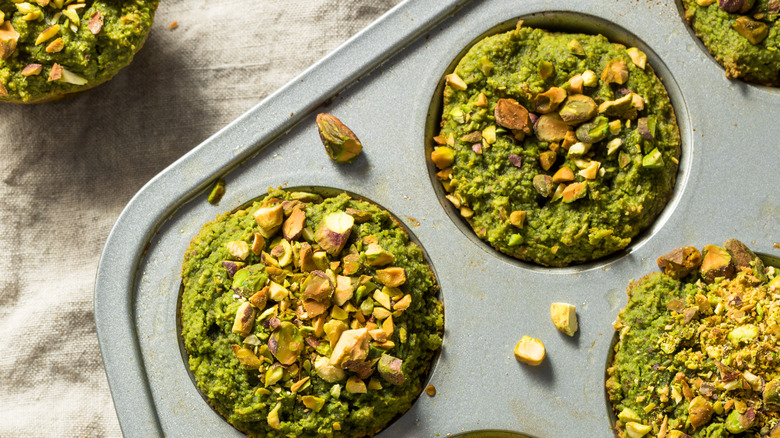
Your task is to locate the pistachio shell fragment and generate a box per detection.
[316,113,363,162]
[514,336,545,365]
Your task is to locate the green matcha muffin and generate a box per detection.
[180,189,444,437]
[607,239,780,437]
[432,23,681,267]
[0,0,159,103]
[682,0,780,86]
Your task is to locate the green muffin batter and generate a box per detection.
[0,0,159,103]
[607,239,780,437]
[180,189,444,437]
[683,0,780,85]
[432,23,680,266]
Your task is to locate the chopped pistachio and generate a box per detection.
[566,142,591,157]
[445,73,467,90]
[232,302,256,337]
[509,210,526,228]
[316,113,363,162]
[535,113,569,142]
[377,354,405,385]
[254,204,284,238]
[561,182,587,203]
[552,166,575,183]
[689,396,713,429]
[21,64,43,76]
[577,161,600,180]
[425,385,436,396]
[606,138,623,155]
[559,95,598,125]
[0,21,20,60]
[581,69,598,87]
[494,98,532,132]
[514,336,545,365]
[475,92,488,107]
[35,24,59,45]
[207,179,225,204]
[375,267,406,287]
[550,302,578,336]
[431,147,455,169]
[733,16,768,45]
[532,174,554,197]
[641,148,664,169]
[302,395,325,412]
[267,403,282,430]
[626,47,647,69]
[315,212,353,256]
[601,59,629,85]
[538,60,555,79]
[624,422,651,438]
[568,39,585,55]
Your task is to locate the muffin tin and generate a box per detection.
[95,0,780,436]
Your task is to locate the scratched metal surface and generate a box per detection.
[95,0,780,436]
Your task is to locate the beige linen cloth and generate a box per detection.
[0,0,399,436]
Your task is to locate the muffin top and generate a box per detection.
[180,189,443,437]
[0,0,159,103]
[433,24,680,266]
[682,0,780,86]
[607,239,780,437]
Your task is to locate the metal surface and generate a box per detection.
[95,0,780,437]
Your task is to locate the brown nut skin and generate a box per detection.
[656,246,702,279]
[724,238,766,280]
[719,0,755,13]
[494,98,532,132]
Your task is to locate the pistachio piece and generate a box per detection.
[514,336,545,365]
[445,72,467,90]
[552,166,575,183]
[535,113,569,142]
[719,0,755,13]
[700,244,735,283]
[581,69,598,87]
[330,328,369,366]
[538,60,555,79]
[332,275,355,306]
[568,39,585,55]
[88,11,104,34]
[227,241,250,261]
[232,264,268,298]
[561,130,578,150]
[315,212,354,256]
[494,98,532,132]
[345,376,367,393]
[231,344,263,369]
[268,321,304,365]
[324,319,347,348]
[577,161,600,180]
[550,302,578,336]
[637,117,656,140]
[375,267,406,287]
[249,287,268,309]
[341,253,361,276]
[598,94,634,118]
[301,270,333,302]
[733,16,769,45]
[316,113,363,162]
[232,302,256,337]
[538,150,557,171]
[393,294,412,311]
[625,422,651,438]
[567,74,584,94]
[575,116,609,143]
[566,142,591,157]
[559,95,598,125]
[365,243,395,267]
[254,204,284,238]
[534,87,567,114]
[45,37,64,53]
[532,175,554,197]
[765,379,780,407]
[626,47,647,69]
[618,408,642,423]
[561,182,588,203]
[641,148,664,169]
[425,384,436,396]
[688,396,713,429]
[21,64,43,76]
[727,324,758,344]
[657,246,702,279]
[302,395,325,412]
[0,21,20,60]
[725,407,755,434]
[724,238,765,278]
[377,354,406,385]
[601,59,629,85]
[431,147,455,169]
[266,403,282,430]
[35,24,59,46]
[282,206,305,241]
[509,210,526,228]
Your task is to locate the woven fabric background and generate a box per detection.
[0,0,399,436]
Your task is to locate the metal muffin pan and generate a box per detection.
[95,0,780,436]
